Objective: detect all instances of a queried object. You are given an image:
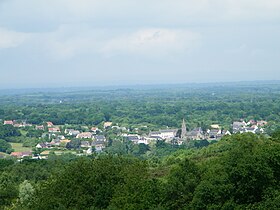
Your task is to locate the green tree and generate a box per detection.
[0,139,13,153]
[19,180,35,208]
[0,172,18,208]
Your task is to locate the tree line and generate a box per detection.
[1,132,280,209]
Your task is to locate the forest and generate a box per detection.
[1,132,280,209]
[1,82,280,209]
[1,82,280,132]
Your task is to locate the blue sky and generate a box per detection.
[0,0,280,88]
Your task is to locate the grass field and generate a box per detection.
[0,152,9,157]
[11,143,32,152]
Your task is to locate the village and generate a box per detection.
[2,118,268,159]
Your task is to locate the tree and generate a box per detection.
[0,172,18,208]
[163,159,200,209]
[0,139,13,153]
[19,180,35,208]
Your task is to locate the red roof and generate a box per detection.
[47,122,54,127]
[4,120,14,125]
[11,151,32,158]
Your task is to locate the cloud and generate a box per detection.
[34,25,200,59]
[0,28,30,48]
[42,25,101,59]
[101,28,200,57]
[1,0,280,32]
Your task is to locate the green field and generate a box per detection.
[0,152,9,158]
[11,143,32,152]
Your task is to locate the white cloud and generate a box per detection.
[101,28,200,57]
[42,25,96,59]
[1,0,280,31]
[33,25,200,59]
[0,28,29,48]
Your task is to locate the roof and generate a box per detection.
[160,129,178,133]
[11,151,32,158]
[60,139,71,144]
[47,122,54,126]
[127,136,139,141]
[40,150,51,155]
[104,122,113,127]
[95,135,106,141]
[48,127,60,132]
[4,120,14,125]
[76,132,92,138]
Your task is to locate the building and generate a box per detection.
[76,132,92,139]
[181,119,187,139]
[4,120,14,125]
[48,127,61,133]
[46,122,54,127]
[149,129,177,140]
[186,127,204,140]
[104,122,113,129]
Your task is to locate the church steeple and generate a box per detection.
[181,118,187,139]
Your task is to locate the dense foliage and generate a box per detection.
[1,133,280,209]
[1,83,280,209]
[1,82,280,132]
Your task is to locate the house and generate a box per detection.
[59,139,71,147]
[36,125,45,130]
[77,132,92,139]
[207,129,222,140]
[137,139,149,145]
[159,129,178,139]
[91,135,106,151]
[149,129,178,140]
[92,140,106,152]
[149,131,161,137]
[147,135,163,140]
[257,120,268,127]
[125,135,144,144]
[211,124,220,129]
[46,122,54,127]
[13,123,24,128]
[22,122,32,127]
[127,135,139,141]
[91,127,100,134]
[65,129,80,136]
[81,141,91,148]
[10,151,32,159]
[104,122,113,129]
[50,138,61,146]
[144,136,163,144]
[232,121,246,133]
[94,135,106,142]
[222,130,231,135]
[4,120,14,125]
[86,147,93,154]
[40,150,51,158]
[48,127,61,133]
[36,143,48,149]
[57,135,65,140]
[248,119,257,125]
[245,127,257,134]
[186,127,204,140]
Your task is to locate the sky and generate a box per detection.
[0,0,280,89]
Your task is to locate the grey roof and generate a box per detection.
[94,135,106,141]
[127,136,139,141]
[160,129,178,133]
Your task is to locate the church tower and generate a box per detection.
[181,118,187,139]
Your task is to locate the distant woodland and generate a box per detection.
[1,82,280,209]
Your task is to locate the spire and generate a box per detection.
[181,118,187,139]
